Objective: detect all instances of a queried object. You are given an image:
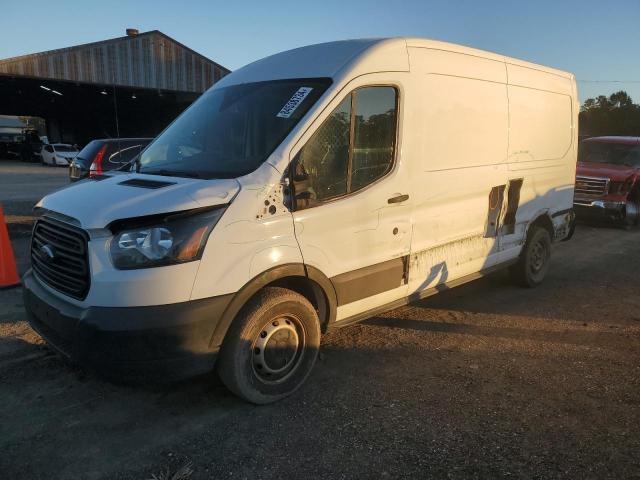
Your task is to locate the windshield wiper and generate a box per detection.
[141,169,202,179]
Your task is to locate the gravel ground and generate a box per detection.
[0,162,639,479]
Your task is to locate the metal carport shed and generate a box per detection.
[0,29,230,146]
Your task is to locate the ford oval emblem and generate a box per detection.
[40,244,56,263]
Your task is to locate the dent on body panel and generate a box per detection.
[409,234,498,291]
[249,245,304,278]
[552,212,574,241]
[191,179,302,299]
[496,179,526,250]
[219,184,288,245]
[242,182,303,275]
[254,183,289,220]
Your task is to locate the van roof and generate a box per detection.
[404,37,573,79]
[215,38,407,87]
[216,37,573,88]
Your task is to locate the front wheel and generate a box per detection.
[623,201,640,228]
[217,287,321,404]
[509,226,552,288]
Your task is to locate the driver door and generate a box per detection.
[290,80,412,321]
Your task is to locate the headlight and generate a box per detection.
[110,207,226,269]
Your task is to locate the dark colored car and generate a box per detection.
[69,138,152,182]
[0,129,43,161]
[20,129,44,162]
[574,136,640,226]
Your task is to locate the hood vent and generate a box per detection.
[118,178,176,189]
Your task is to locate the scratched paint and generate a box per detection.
[409,234,499,291]
[255,183,289,220]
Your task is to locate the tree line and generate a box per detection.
[579,90,640,137]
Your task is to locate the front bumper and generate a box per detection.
[573,199,626,222]
[23,270,233,382]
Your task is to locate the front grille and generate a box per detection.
[31,217,90,300]
[573,198,593,207]
[575,176,609,196]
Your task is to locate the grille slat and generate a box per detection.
[575,176,608,196]
[31,217,90,300]
[33,263,85,295]
[34,229,82,255]
[32,236,87,273]
[32,260,84,293]
[32,246,87,278]
[35,223,85,253]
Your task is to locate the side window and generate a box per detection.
[45,145,54,153]
[293,86,398,210]
[294,96,351,206]
[351,87,397,192]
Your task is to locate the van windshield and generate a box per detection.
[138,78,331,179]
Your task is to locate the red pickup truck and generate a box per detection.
[574,136,640,226]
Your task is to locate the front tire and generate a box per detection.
[509,226,552,288]
[623,201,640,228]
[217,287,321,404]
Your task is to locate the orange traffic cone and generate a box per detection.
[0,205,20,289]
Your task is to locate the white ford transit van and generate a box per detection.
[24,38,578,403]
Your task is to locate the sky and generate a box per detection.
[1,0,639,103]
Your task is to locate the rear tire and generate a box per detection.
[509,226,552,288]
[217,287,321,404]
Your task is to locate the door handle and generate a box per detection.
[388,194,409,204]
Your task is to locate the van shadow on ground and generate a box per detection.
[383,222,640,328]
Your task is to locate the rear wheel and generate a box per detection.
[509,226,552,288]
[217,287,321,404]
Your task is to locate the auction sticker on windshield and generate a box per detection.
[276,87,313,118]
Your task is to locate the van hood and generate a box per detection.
[577,162,640,182]
[36,173,240,229]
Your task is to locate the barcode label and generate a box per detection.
[276,87,313,118]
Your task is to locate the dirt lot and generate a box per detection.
[1,161,639,479]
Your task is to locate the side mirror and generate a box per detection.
[286,155,315,211]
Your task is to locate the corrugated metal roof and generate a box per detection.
[0,30,230,93]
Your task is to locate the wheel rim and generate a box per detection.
[529,238,548,274]
[252,315,305,384]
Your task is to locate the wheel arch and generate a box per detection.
[209,263,337,349]
[527,212,554,240]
